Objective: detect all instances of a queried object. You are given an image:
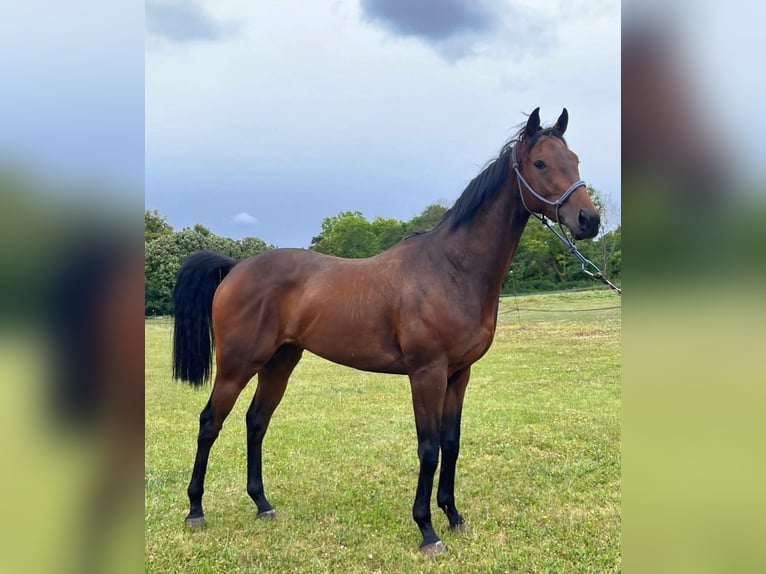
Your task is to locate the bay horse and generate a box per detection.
[172,108,600,555]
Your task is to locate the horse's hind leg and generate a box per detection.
[245,344,304,518]
[185,371,252,528]
[437,367,471,533]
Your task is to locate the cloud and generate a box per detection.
[360,0,492,40]
[358,0,555,61]
[146,1,239,43]
[233,212,259,225]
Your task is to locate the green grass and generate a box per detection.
[146,289,621,573]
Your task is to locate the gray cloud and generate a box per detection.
[146,1,239,43]
[359,0,555,61]
[359,0,493,40]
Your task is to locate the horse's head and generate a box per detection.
[514,108,600,240]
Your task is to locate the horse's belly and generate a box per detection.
[289,311,406,375]
[303,338,407,375]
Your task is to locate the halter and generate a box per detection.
[511,145,621,295]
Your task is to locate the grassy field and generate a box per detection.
[145,289,621,573]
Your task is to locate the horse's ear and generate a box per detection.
[554,108,568,135]
[525,107,541,137]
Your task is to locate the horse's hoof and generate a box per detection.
[420,540,447,556]
[185,515,206,529]
[450,521,471,535]
[257,509,277,520]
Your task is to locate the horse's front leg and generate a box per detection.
[408,362,448,555]
[437,367,471,533]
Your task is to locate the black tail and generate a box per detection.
[172,251,237,386]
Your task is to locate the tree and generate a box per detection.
[145,228,213,315]
[144,227,275,315]
[597,224,621,279]
[404,203,448,234]
[310,204,452,259]
[371,216,406,251]
[589,187,621,280]
[192,223,212,236]
[310,211,380,258]
[238,237,273,259]
[145,210,173,242]
[509,222,563,291]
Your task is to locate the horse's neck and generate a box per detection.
[438,178,529,305]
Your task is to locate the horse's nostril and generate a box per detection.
[579,209,600,233]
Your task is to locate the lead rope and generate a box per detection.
[511,146,622,296]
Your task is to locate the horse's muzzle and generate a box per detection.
[575,209,600,239]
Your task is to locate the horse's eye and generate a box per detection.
[534,160,546,169]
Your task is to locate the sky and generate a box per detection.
[146,0,621,248]
[2,1,763,248]
[0,0,144,192]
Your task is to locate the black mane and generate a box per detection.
[427,123,567,232]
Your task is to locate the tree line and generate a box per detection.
[145,194,620,315]
[145,213,275,315]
